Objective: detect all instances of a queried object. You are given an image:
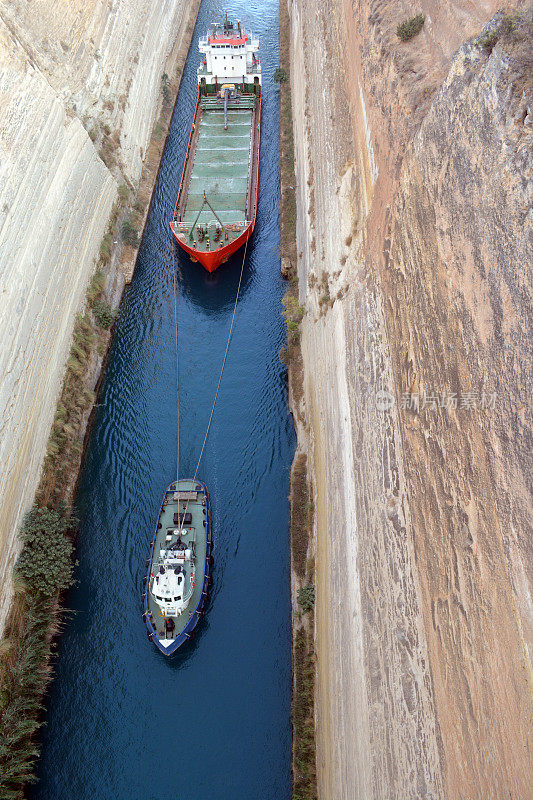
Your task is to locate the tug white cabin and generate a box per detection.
[151,539,195,618]
[197,15,261,91]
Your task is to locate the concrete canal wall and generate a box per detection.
[0,0,201,637]
[285,0,533,797]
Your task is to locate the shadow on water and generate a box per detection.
[31,2,293,800]
[174,242,255,317]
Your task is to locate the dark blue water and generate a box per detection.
[32,3,293,798]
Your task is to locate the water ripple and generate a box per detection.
[33,3,293,799]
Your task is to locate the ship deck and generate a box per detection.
[173,93,260,254]
[145,480,209,648]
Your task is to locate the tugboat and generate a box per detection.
[170,14,261,272]
[143,479,212,655]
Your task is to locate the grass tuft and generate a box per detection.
[291,454,312,579]
[92,301,116,330]
[0,504,75,798]
[479,29,498,53]
[292,629,317,800]
[121,218,140,248]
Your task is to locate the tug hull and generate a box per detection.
[144,479,212,656]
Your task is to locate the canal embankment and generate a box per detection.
[282,0,532,798]
[278,3,317,799]
[0,2,200,794]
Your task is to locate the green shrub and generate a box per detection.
[122,218,140,248]
[282,295,304,324]
[297,584,315,613]
[397,13,425,41]
[14,506,75,597]
[480,29,498,52]
[274,67,287,83]
[92,301,116,329]
[282,295,304,347]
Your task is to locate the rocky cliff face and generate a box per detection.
[0,0,198,635]
[0,0,192,179]
[287,0,532,797]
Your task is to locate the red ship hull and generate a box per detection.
[170,220,255,272]
[171,88,261,273]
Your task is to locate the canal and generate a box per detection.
[32,1,293,798]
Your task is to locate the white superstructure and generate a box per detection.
[151,542,195,617]
[197,16,261,86]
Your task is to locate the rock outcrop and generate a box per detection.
[287,0,532,797]
[0,0,199,635]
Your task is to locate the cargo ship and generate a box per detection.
[170,15,261,272]
[143,479,213,655]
